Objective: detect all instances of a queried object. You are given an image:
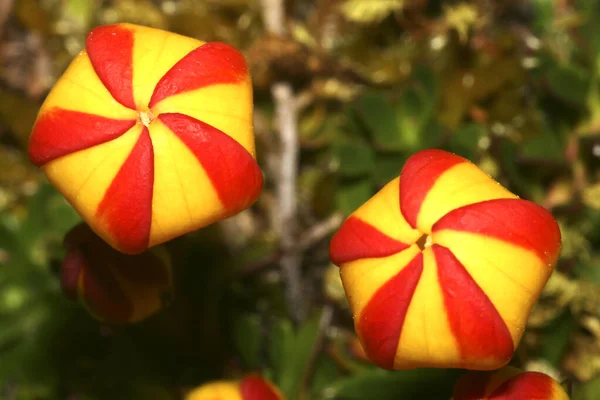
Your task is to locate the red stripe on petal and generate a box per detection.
[240,376,280,400]
[399,149,466,228]
[148,42,248,108]
[433,198,561,265]
[28,108,135,166]
[330,216,411,265]
[158,113,262,213]
[489,372,554,400]
[357,253,423,369]
[86,24,136,109]
[81,252,132,323]
[433,244,513,363]
[96,128,154,254]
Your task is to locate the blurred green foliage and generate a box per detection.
[2,0,600,399]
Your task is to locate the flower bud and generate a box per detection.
[330,149,561,370]
[185,375,284,400]
[29,23,262,254]
[61,223,173,323]
[453,366,569,399]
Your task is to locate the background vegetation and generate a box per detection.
[1,0,600,398]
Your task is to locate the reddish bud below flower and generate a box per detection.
[185,375,284,400]
[240,375,282,400]
[60,223,173,324]
[453,366,570,399]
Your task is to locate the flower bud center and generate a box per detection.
[416,234,432,250]
[138,110,154,127]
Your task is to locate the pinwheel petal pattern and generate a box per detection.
[329,149,561,370]
[28,23,262,254]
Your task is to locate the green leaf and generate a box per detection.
[270,314,322,400]
[498,140,531,195]
[532,0,555,33]
[0,216,22,266]
[232,314,262,369]
[419,120,443,149]
[448,123,486,159]
[396,90,423,151]
[573,377,600,400]
[17,184,80,267]
[333,140,376,178]
[311,355,339,398]
[520,123,564,162]
[395,68,439,151]
[546,64,590,107]
[372,154,405,186]
[335,180,373,215]
[577,0,600,58]
[351,75,438,152]
[329,368,462,400]
[412,66,438,99]
[46,194,80,236]
[0,294,68,391]
[62,0,96,31]
[269,319,295,383]
[538,310,577,367]
[352,92,403,151]
[299,107,337,148]
[398,67,438,141]
[19,183,57,246]
[573,255,600,283]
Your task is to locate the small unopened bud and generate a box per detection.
[185,375,284,400]
[453,366,569,399]
[60,223,173,324]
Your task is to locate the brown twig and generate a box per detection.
[259,0,306,323]
[238,213,343,278]
[0,0,13,40]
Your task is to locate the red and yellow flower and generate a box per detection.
[29,23,262,254]
[185,375,284,400]
[453,366,569,399]
[61,223,173,324]
[329,149,561,370]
